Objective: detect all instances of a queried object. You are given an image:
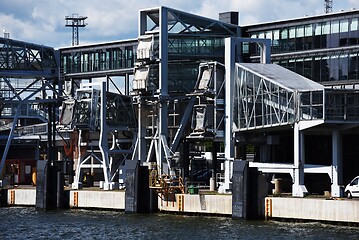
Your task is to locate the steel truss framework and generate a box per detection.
[61,81,137,190]
[0,37,60,176]
[233,63,325,131]
[232,62,359,197]
[133,7,241,184]
[233,63,359,131]
[59,34,141,191]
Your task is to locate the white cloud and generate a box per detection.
[0,0,357,48]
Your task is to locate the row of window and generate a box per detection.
[272,51,359,82]
[247,16,359,54]
[61,47,135,74]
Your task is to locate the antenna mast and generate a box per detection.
[325,0,333,13]
[65,14,88,46]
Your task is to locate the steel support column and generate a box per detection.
[157,7,169,173]
[331,129,343,197]
[99,81,112,190]
[223,37,271,192]
[292,122,308,197]
[125,73,130,95]
[136,97,147,162]
[224,37,236,191]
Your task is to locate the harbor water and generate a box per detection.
[1,207,359,239]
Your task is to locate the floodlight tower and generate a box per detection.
[65,14,88,46]
[3,29,10,38]
[325,0,333,13]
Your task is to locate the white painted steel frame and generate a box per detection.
[224,37,271,192]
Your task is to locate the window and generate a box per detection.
[328,55,339,81]
[340,19,349,46]
[330,20,340,47]
[265,31,273,40]
[288,27,296,51]
[295,58,304,75]
[305,24,313,36]
[340,19,349,33]
[281,28,288,39]
[331,20,339,34]
[289,27,296,38]
[280,28,288,52]
[339,54,349,80]
[304,57,312,79]
[349,18,358,45]
[296,25,305,51]
[349,53,358,80]
[272,29,280,53]
[296,26,304,37]
[304,24,313,50]
[314,23,322,49]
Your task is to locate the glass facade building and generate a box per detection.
[242,10,359,84]
[60,40,137,75]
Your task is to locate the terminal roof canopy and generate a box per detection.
[237,63,325,92]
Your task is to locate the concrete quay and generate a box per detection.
[69,189,125,210]
[2,187,359,225]
[158,193,232,216]
[265,197,359,224]
[6,188,36,206]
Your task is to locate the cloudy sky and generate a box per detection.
[1,0,359,48]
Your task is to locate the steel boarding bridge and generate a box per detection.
[0,37,60,177]
[233,63,359,197]
[60,39,138,79]
[233,63,359,132]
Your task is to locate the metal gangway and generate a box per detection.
[232,62,359,197]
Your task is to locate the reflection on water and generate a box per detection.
[0,207,358,239]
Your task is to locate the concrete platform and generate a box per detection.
[3,187,359,225]
[158,193,232,216]
[266,197,359,224]
[69,189,125,210]
[7,188,36,206]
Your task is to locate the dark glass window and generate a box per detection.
[94,52,99,71]
[125,47,133,68]
[313,56,321,82]
[288,59,295,72]
[304,57,312,79]
[314,23,322,49]
[328,55,339,81]
[321,56,329,82]
[296,26,304,51]
[330,20,340,48]
[304,24,313,50]
[272,30,280,53]
[249,33,259,55]
[349,18,358,45]
[349,53,358,80]
[288,27,296,51]
[279,59,288,68]
[280,28,288,52]
[295,58,304,76]
[339,19,349,46]
[81,53,88,72]
[339,54,349,80]
[321,22,330,48]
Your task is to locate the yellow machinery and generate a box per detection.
[149,165,184,200]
